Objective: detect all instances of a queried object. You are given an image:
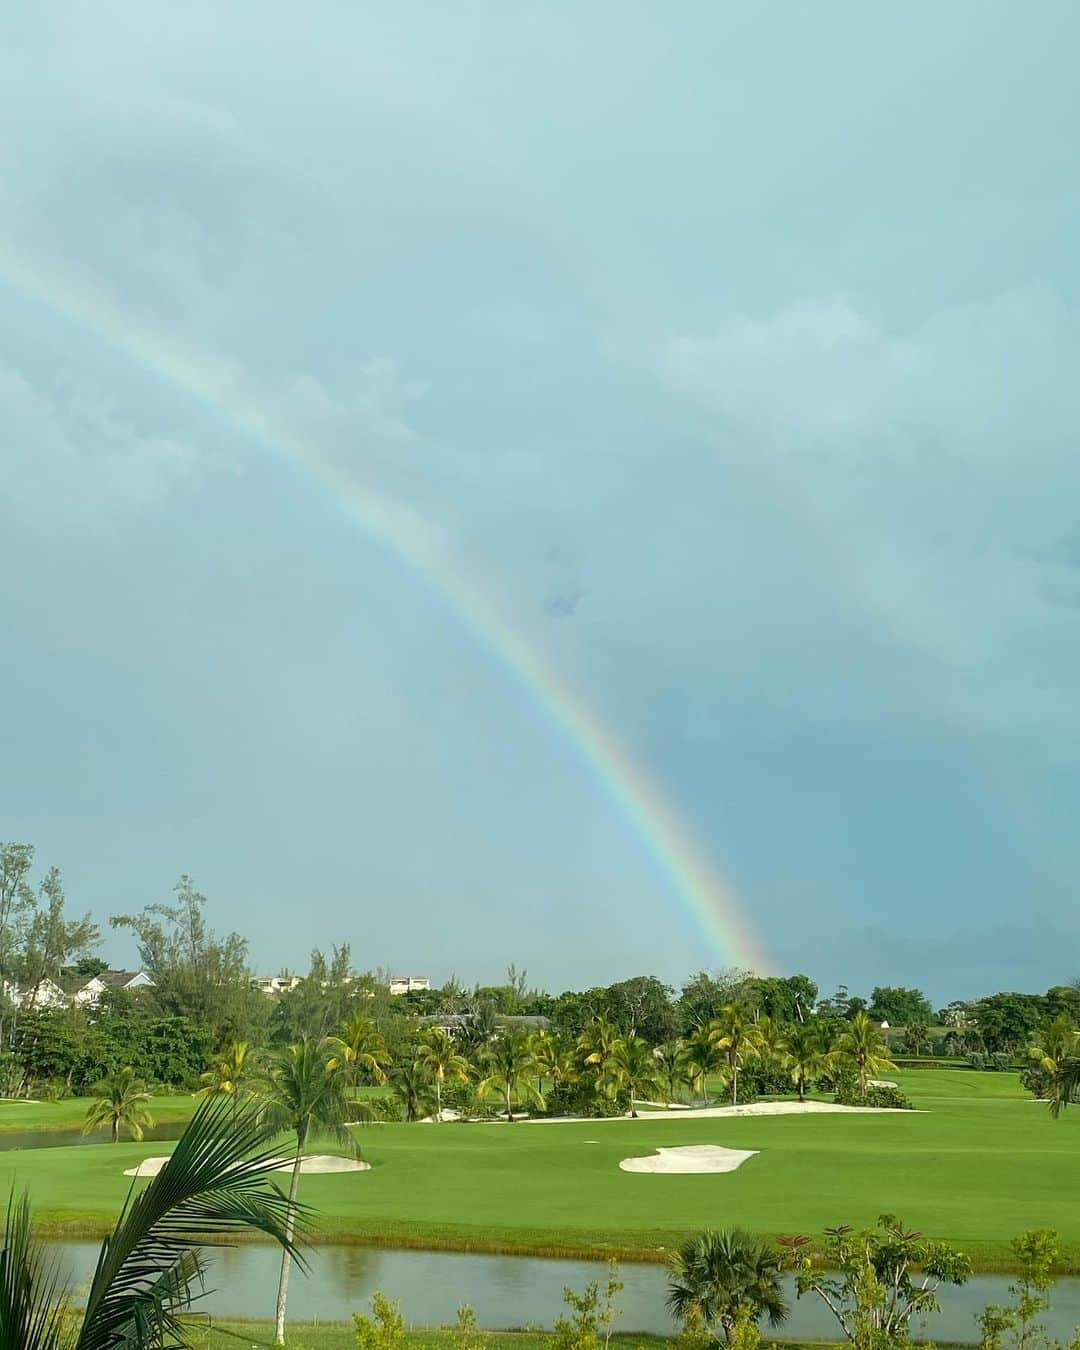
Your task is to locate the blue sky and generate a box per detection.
[2,3,1078,1000]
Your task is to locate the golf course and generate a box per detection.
[3,1068,1076,1269]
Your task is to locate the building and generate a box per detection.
[3,977,69,1010]
[389,975,430,996]
[75,970,155,1007]
[254,974,302,998]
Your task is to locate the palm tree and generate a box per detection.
[529,1029,576,1097]
[479,1031,543,1121]
[389,1059,434,1122]
[1029,1014,1080,1118]
[414,1027,469,1120]
[609,1035,663,1117]
[259,1037,362,1344]
[0,1095,302,1350]
[654,1039,689,1105]
[708,1006,763,1106]
[682,1029,723,1107]
[577,1014,621,1078]
[83,1067,154,1143]
[667,1228,790,1344]
[197,1040,255,1118]
[904,1020,932,1056]
[830,1011,897,1097]
[325,1011,392,1092]
[785,1023,825,1102]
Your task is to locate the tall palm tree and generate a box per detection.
[785,1023,825,1102]
[830,1011,897,1097]
[414,1027,469,1120]
[667,1228,790,1344]
[681,1029,723,1107]
[197,1040,255,1118]
[259,1037,362,1344]
[389,1059,434,1123]
[609,1035,663,1118]
[1029,1014,1080,1118]
[325,1011,392,1090]
[1,1095,302,1350]
[83,1067,154,1144]
[479,1031,543,1121]
[708,1006,763,1106]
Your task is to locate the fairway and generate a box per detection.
[3,1071,1077,1268]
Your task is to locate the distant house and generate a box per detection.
[389,976,430,996]
[75,970,154,1007]
[3,977,69,1010]
[254,974,302,998]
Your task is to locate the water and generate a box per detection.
[0,1121,187,1150]
[44,1243,1080,1342]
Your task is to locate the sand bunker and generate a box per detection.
[620,1144,758,1174]
[124,1154,370,1178]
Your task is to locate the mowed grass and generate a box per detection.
[1,1069,1075,1268]
[0,1094,196,1133]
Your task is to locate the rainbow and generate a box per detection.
[0,238,770,972]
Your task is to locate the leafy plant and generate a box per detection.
[553,1260,623,1350]
[977,1229,1061,1350]
[82,1067,154,1143]
[353,1291,406,1350]
[668,1229,788,1345]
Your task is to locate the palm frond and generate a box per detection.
[0,1191,72,1350]
[75,1093,309,1350]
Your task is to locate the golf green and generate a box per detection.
[1,1070,1075,1267]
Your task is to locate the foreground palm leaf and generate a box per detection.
[0,1093,307,1350]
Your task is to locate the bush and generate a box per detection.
[832,1071,912,1110]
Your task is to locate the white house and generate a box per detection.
[388,975,430,996]
[3,977,69,1010]
[254,974,302,998]
[75,970,155,1007]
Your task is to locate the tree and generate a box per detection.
[654,1039,690,1104]
[0,1095,301,1350]
[259,1037,361,1344]
[667,1229,789,1344]
[1026,1015,1080,1118]
[389,1059,434,1122]
[677,969,754,1034]
[83,1066,154,1143]
[741,975,818,1025]
[479,1031,543,1121]
[782,1215,971,1349]
[197,1040,256,1118]
[708,1006,763,1106]
[830,1011,896,1097]
[325,1010,392,1091]
[608,1035,663,1117]
[603,976,677,1045]
[867,987,933,1028]
[112,877,262,1044]
[903,1021,931,1056]
[554,1261,623,1350]
[682,1028,722,1107]
[972,993,1047,1055]
[577,1015,621,1083]
[785,1022,826,1102]
[530,1030,576,1094]
[414,1027,469,1120]
[977,1229,1060,1350]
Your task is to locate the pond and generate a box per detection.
[0,1121,188,1151]
[46,1243,1080,1342]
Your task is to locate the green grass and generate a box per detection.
[0,1093,196,1133]
[0,1070,1072,1269]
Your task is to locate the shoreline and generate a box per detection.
[27,1218,1080,1275]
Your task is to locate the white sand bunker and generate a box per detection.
[124,1154,370,1178]
[620,1144,758,1175]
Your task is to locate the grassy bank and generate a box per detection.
[0,1094,196,1133]
[2,1070,1075,1271]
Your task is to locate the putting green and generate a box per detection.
[1,1071,1074,1268]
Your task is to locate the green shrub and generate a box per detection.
[354,1291,405,1350]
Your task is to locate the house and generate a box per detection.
[3,977,69,1010]
[389,975,430,996]
[254,974,302,998]
[75,970,155,1007]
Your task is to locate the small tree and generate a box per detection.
[83,1066,154,1143]
[829,1012,897,1098]
[781,1215,971,1350]
[414,1026,469,1120]
[354,1291,406,1350]
[668,1229,788,1345]
[708,1006,763,1106]
[608,1035,663,1117]
[479,1031,543,1121]
[682,1028,723,1107]
[977,1230,1060,1350]
[554,1260,623,1350]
